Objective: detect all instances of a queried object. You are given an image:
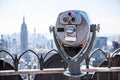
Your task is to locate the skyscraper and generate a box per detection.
[20,17,28,52]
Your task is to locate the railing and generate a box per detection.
[1,67,120,75]
[0,49,58,71]
[0,48,120,80]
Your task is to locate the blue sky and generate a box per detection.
[0,0,120,35]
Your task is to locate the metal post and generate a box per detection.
[63,61,85,80]
[40,54,44,70]
[68,62,80,75]
[14,54,18,71]
[68,62,82,80]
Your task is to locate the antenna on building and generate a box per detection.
[23,17,25,23]
[34,28,36,34]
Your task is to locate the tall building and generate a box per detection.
[0,35,7,59]
[20,17,28,52]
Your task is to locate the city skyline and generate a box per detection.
[0,0,120,35]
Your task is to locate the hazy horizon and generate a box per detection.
[0,0,120,35]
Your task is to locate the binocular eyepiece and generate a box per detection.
[55,10,90,48]
[49,10,100,57]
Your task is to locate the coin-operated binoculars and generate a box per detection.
[49,10,100,80]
